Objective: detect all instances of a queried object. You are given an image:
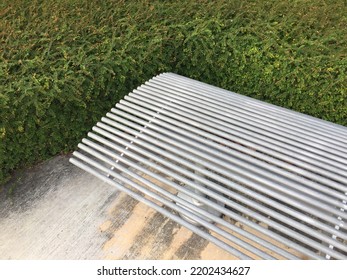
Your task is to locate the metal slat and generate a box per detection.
[146,78,347,152]
[116,100,347,219]
[138,81,347,150]
[82,129,325,259]
[81,136,299,259]
[128,86,347,181]
[161,73,347,136]
[126,92,347,201]
[142,80,347,173]
[129,90,347,162]
[74,146,274,259]
[100,112,347,241]
[77,140,291,260]
[149,76,347,166]
[70,73,347,259]
[131,87,347,194]
[89,123,347,258]
[83,134,318,260]
[93,118,344,258]
[69,157,252,259]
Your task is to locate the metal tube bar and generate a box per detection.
[125,94,347,171]
[74,147,275,259]
[85,134,325,259]
[75,141,322,259]
[127,91,347,200]
[165,72,347,133]
[119,98,347,210]
[132,88,347,193]
[135,84,347,163]
[157,74,347,142]
[156,74,347,137]
[140,81,347,152]
[107,108,347,223]
[88,125,347,257]
[115,102,347,217]
[81,137,300,259]
[111,106,347,190]
[98,114,347,240]
[160,73,347,136]
[156,74,347,141]
[92,122,347,254]
[77,143,289,260]
[119,95,347,181]
[69,157,252,260]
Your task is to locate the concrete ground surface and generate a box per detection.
[0,155,234,260]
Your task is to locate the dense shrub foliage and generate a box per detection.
[0,0,346,183]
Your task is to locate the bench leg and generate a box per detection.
[176,163,224,226]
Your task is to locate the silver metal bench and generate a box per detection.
[70,73,347,259]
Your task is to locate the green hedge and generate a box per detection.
[1,0,346,183]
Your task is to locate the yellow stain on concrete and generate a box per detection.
[99,220,112,232]
[200,242,238,260]
[161,226,194,259]
[103,201,157,259]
